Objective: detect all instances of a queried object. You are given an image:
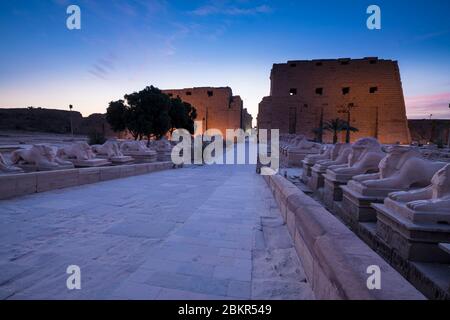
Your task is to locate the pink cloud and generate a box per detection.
[405,92,450,119]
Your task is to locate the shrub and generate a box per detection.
[88,130,106,145]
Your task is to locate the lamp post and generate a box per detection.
[69,104,74,139]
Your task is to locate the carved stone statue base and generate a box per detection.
[157,151,172,162]
[373,202,450,263]
[326,168,361,183]
[97,155,134,165]
[71,158,111,168]
[323,173,347,212]
[123,150,157,163]
[17,162,74,172]
[339,180,408,225]
[301,160,314,184]
[340,185,385,226]
[308,167,326,191]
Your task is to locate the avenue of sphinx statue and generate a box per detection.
[286,136,321,154]
[58,142,110,167]
[0,152,23,173]
[92,140,133,164]
[120,140,157,163]
[326,138,385,182]
[281,135,321,167]
[280,134,303,150]
[306,143,353,190]
[347,146,447,197]
[374,164,450,262]
[386,164,450,224]
[302,144,335,183]
[312,143,352,172]
[303,144,334,165]
[11,144,74,171]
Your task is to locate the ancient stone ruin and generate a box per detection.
[258,57,411,144]
[11,144,74,171]
[163,87,253,136]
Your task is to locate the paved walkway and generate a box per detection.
[0,162,314,299]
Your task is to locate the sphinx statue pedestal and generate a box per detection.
[323,138,385,214]
[323,173,349,212]
[372,164,450,263]
[155,138,173,162]
[1,152,24,174]
[58,142,110,168]
[301,160,314,183]
[120,141,157,163]
[92,141,134,165]
[340,147,447,227]
[73,158,110,168]
[281,136,321,167]
[300,145,332,184]
[309,166,326,191]
[373,198,450,263]
[340,181,397,227]
[308,144,351,192]
[124,151,157,163]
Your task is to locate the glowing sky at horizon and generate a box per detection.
[1,0,449,122]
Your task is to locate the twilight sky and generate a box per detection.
[1,0,449,121]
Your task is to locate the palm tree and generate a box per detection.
[322,118,358,144]
[342,121,359,143]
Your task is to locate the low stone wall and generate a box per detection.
[0,162,175,200]
[263,174,425,300]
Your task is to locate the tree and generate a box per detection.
[125,86,171,144]
[342,121,359,143]
[169,98,198,134]
[106,100,128,132]
[322,118,358,144]
[106,86,172,142]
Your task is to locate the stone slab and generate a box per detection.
[374,203,450,263]
[265,174,425,300]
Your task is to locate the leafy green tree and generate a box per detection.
[106,86,172,142]
[169,98,198,134]
[125,86,171,144]
[106,100,128,132]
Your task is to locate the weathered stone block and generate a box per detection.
[294,229,314,284]
[323,174,346,212]
[36,169,79,192]
[134,164,148,175]
[0,174,30,199]
[99,166,121,181]
[374,204,450,263]
[120,165,136,178]
[301,161,314,184]
[308,169,325,191]
[78,168,100,185]
[0,175,16,199]
[264,174,425,300]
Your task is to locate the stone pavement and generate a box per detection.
[0,162,314,300]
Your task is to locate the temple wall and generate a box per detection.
[258,58,411,144]
[163,87,248,137]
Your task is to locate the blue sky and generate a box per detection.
[1,0,449,121]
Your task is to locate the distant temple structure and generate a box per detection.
[257,57,411,144]
[163,87,253,136]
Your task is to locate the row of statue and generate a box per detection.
[280,134,450,223]
[0,138,175,173]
